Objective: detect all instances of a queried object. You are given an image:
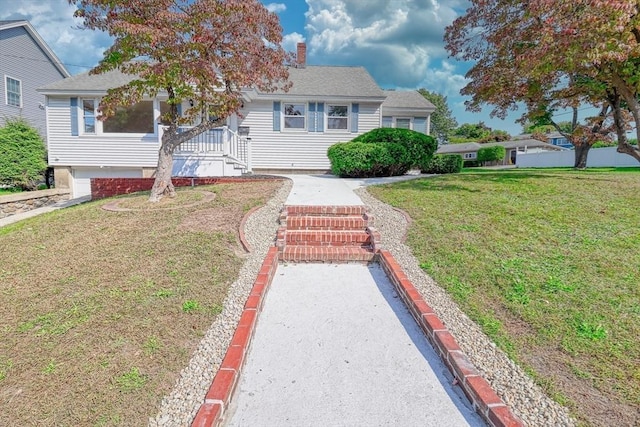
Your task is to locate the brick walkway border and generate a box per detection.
[192,207,524,427]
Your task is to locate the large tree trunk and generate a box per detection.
[149,137,176,202]
[574,143,591,169]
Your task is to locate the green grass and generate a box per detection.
[369,168,640,425]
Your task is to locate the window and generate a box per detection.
[104,101,154,133]
[327,105,348,130]
[464,152,476,159]
[5,76,21,107]
[284,103,305,129]
[382,116,393,128]
[82,99,96,133]
[396,118,411,129]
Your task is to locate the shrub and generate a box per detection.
[0,119,47,190]
[463,160,480,168]
[352,128,437,171]
[327,141,409,177]
[422,154,463,174]
[477,145,506,165]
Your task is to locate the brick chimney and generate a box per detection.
[296,42,306,68]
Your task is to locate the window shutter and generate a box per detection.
[273,101,281,131]
[70,97,78,136]
[414,117,427,134]
[351,103,359,133]
[316,102,324,132]
[308,102,316,132]
[176,102,182,116]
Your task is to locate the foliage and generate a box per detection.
[421,154,463,174]
[477,145,506,164]
[327,141,409,178]
[478,129,511,143]
[417,89,458,143]
[444,0,640,166]
[452,122,491,140]
[70,0,291,201]
[524,121,573,134]
[0,119,47,190]
[352,127,437,171]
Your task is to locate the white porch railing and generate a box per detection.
[170,126,251,172]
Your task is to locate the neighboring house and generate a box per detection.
[381,90,434,133]
[436,138,567,165]
[517,132,573,149]
[0,20,70,138]
[38,43,435,197]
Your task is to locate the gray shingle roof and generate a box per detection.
[267,66,385,98]
[436,142,481,154]
[0,20,26,27]
[382,90,435,109]
[38,68,138,93]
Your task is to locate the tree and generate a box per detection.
[452,122,492,141]
[417,89,458,143]
[0,119,47,190]
[70,0,291,201]
[444,0,640,168]
[477,145,506,165]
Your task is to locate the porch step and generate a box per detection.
[277,205,380,263]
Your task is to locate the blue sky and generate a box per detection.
[1,0,529,135]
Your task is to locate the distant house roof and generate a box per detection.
[249,65,385,100]
[38,68,138,95]
[1,20,70,78]
[436,139,567,155]
[436,142,481,154]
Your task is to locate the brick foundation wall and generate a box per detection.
[91,176,282,200]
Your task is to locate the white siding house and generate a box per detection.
[38,43,435,197]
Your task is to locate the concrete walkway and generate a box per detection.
[223,174,485,426]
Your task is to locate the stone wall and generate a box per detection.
[0,188,71,219]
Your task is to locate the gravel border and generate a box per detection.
[150,179,292,427]
[356,187,576,427]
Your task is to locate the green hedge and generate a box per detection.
[327,141,409,177]
[477,145,506,164]
[422,154,463,174]
[352,128,437,171]
[0,118,47,190]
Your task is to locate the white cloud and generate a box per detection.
[0,0,112,75]
[265,3,286,13]
[282,32,305,53]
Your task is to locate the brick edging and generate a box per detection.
[191,246,279,427]
[377,249,524,427]
[238,205,262,253]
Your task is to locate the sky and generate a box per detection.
[1,0,530,135]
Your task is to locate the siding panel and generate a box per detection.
[240,100,381,170]
[0,26,67,139]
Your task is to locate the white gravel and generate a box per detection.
[150,177,576,427]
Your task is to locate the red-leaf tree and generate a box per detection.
[70,0,291,201]
[444,0,640,168]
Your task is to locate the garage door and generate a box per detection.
[72,167,143,198]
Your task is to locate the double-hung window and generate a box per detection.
[284,103,305,130]
[327,105,348,130]
[82,99,96,133]
[5,76,21,107]
[396,118,411,129]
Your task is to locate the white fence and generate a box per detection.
[517,147,639,168]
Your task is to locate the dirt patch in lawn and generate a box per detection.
[0,180,284,426]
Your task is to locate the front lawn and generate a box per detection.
[369,168,640,427]
[0,181,282,426]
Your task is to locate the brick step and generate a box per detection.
[279,246,376,263]
[285,215,368,231]
[283,230,371,247]
[283,205,367,217]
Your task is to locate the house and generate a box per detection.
[37,43,435,197]
[436,138,567,165]
[517,132,573,149]
[0,20,70,138]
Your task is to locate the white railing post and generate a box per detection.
[223,126,230,156]
[246,137,252,173]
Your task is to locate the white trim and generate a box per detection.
[5,75,22,107]
[325,103,350,132]
[282,102,306,131]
